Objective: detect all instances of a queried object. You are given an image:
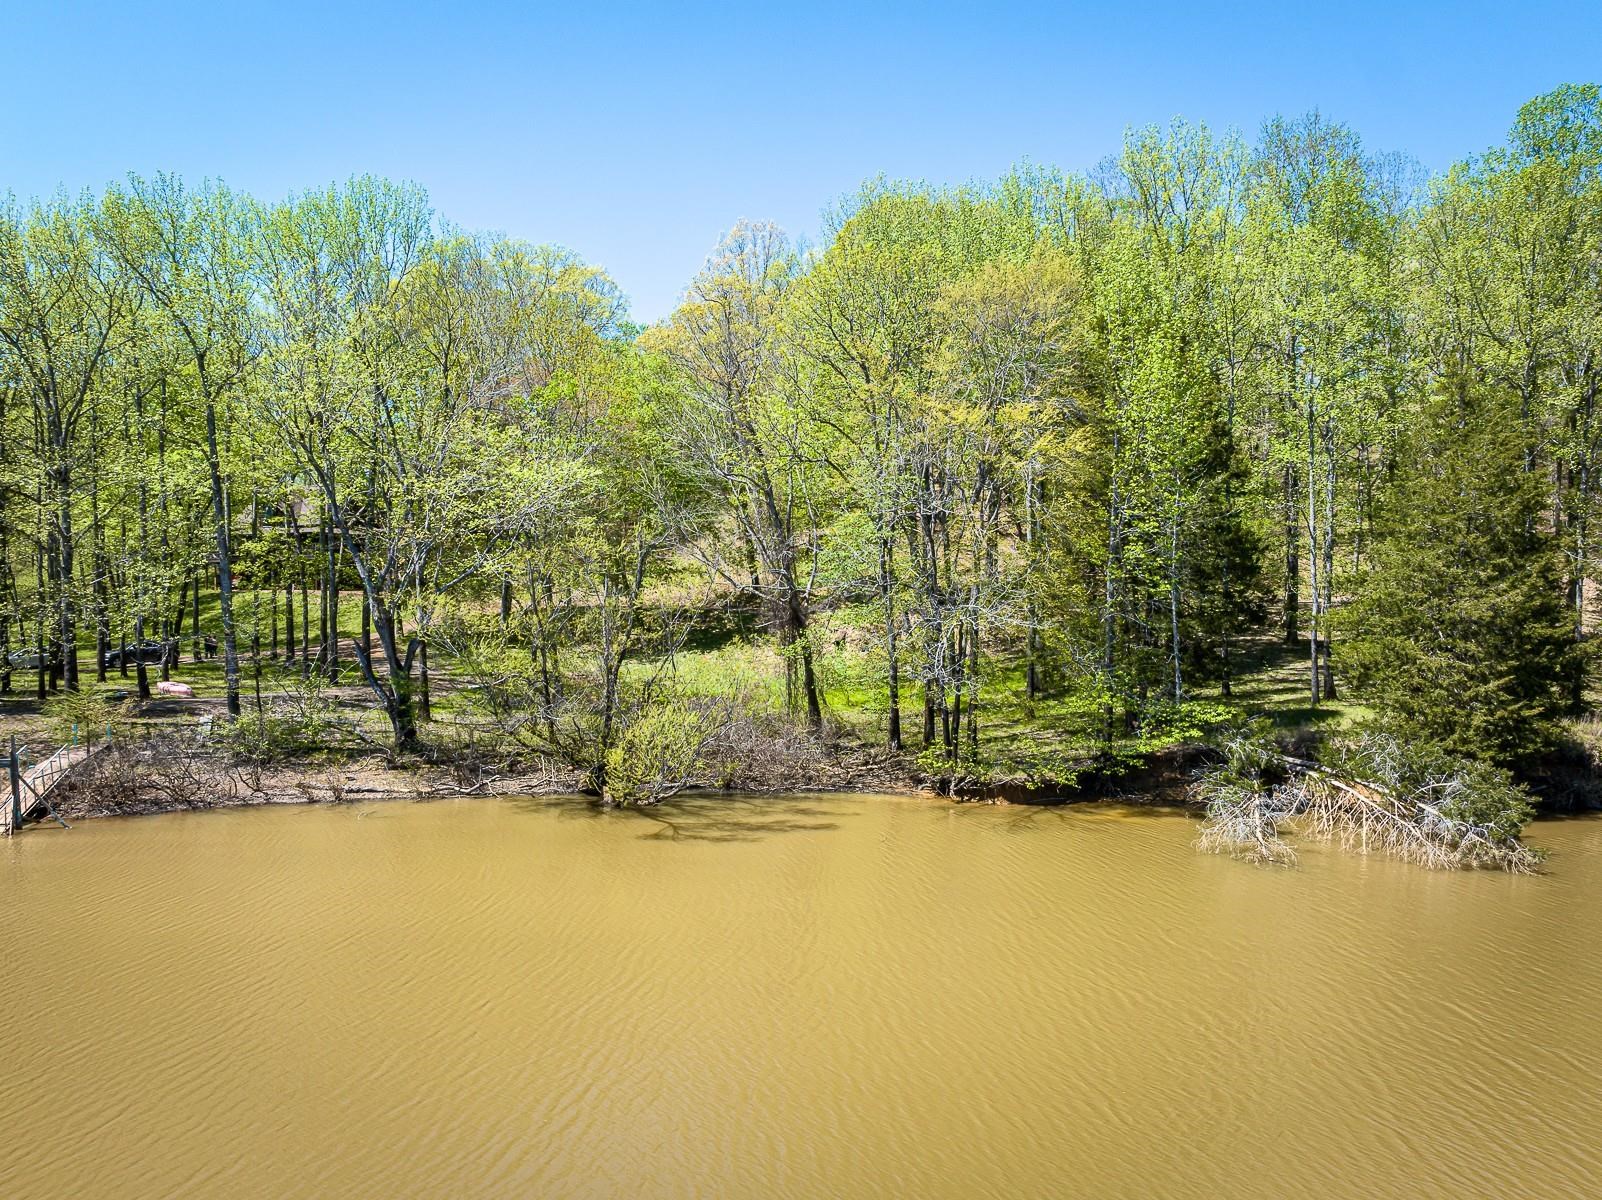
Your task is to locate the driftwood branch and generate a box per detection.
[1194,731,1543,874]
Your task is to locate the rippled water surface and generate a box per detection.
[3,795,1601,1199]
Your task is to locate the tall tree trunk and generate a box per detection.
[1283,462,1300,646]
[1320,420,1338,701]
[136,462,152,701]
[965,620,980,763]
[1103,442,1124,746]
[318,476,420,751]
[34,537,46,701]
[53,457,78,692]
[347,599,419,750]
[190,570,201,663]
[45,529,62,691]
[0,530,10,696]
[284,571,295,662]
[1169,491,1183,702]
[785,593,822,730]
[880,536,901,750]
[167,578,186,674]
[1024,470,1043,703]
[327,530,340,682]
[318,515,330,672]
[418,638,432,722]
[91,461,108,685]
[134,613,151,701]
[205,403,241,719]
[1306,409,1320,707]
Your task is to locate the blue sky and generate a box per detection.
[5,2,1599,321]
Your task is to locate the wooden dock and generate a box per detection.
[3,741,104,835]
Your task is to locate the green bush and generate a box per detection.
[221,673,340,763]
[602,701,714,805]
[43,690,132,747]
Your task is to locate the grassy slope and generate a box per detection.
[0,592,1372,784]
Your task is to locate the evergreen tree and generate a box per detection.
[1337,378,1577,767]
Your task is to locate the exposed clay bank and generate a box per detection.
[5,795,1602,1199]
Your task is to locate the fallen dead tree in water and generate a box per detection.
[1194,727,1543,873]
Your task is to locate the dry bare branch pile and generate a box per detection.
[1194,729,1543,873]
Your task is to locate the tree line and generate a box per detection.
[1,85,1597,786]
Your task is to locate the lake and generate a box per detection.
[3,794,1600,1198]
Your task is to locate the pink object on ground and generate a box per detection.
[156,681,196,698]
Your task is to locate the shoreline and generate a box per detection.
[45,779,1203,830]
[36,739,1204,826]
[23,735,1599,858]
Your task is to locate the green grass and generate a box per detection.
[0,594,1380,786]
[1187,633,1373,736]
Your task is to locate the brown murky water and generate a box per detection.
[3,796,1600,1199]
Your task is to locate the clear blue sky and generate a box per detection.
[5,2,1598,321]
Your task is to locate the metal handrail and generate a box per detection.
[5,736,93,832]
